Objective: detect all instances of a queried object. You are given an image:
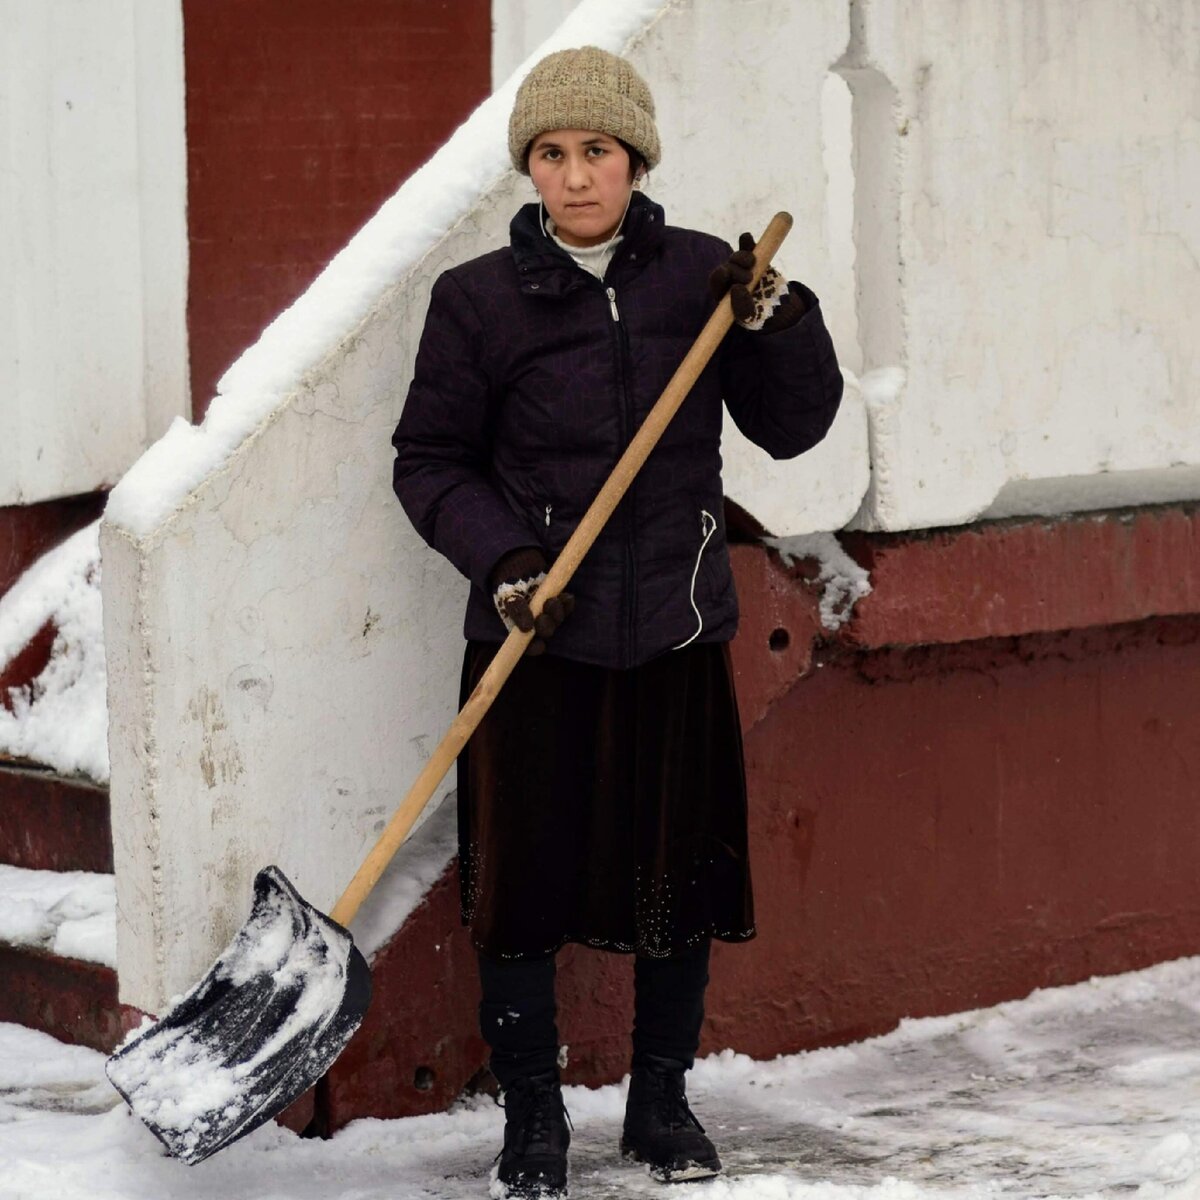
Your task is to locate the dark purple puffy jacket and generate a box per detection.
[392,192,843,669]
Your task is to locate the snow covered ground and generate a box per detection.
[3,957,1200,1199]
[0,863,115,967]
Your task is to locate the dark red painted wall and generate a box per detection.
[0,495,106,598]
[0,946,127,1055]
[329,614,1200,1121]
[183,0,492,419]
[712,612,1200,1053]
[318,506,1200,1128]
[0,768,113,874]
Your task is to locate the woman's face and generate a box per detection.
[528,129,638,248]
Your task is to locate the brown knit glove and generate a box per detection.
[490,547,574,656]
[709,233,807,333]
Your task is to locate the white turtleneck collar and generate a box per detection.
[545,217,624,281]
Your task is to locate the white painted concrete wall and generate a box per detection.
[840,0,1200,530]
[498,0,869,535]
[0,0,188,506]
[492,0,582,88]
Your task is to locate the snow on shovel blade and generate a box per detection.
[105,865,371,1165]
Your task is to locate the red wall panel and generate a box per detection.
[320,517,1200,1128]
[0,494,106,598]
[183,0,492,419]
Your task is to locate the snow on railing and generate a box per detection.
[104,0,665,542]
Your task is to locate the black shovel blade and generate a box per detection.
[105,865,371,1165]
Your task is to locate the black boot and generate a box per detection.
[620,1054,721,1183]
[492,1071,572,1198]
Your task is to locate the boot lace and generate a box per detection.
[494,1076,573,1162]
[650,1068,706,1134]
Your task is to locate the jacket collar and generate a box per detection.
[510,191,665,296]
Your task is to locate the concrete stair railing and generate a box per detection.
[98,0,863,1022]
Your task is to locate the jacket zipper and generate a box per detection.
[605,283,638,665]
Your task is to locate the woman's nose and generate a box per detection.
[565,156,589,188]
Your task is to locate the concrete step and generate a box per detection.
[0,852,124,1054]
[0,765,112,873]
[0,943,130,1054]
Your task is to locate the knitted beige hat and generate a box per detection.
[508,46,661,175]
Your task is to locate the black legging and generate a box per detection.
[477,941,711,1089]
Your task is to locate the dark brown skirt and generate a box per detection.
[456,639,755,960]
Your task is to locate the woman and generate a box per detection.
[392,45,843,1198]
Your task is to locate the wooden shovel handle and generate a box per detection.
[330,211,794,927]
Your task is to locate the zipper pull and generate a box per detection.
[544,504,552,527]
[606,286,619,322]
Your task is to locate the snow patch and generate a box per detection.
[0,1024,117,1120]
[103,0,666,541]
[0,864,116,967]
[859,366,906,410]
[0,521,108,781]
[349,794,458,959]
[1111,1051,1200,1084]
[1143,1131,1199,1183]
[763,532,872,630]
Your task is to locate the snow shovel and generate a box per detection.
[106,211,794,1165]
